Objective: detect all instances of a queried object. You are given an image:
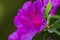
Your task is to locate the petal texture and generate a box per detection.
[44,0,60,16]
[8,0,46,40]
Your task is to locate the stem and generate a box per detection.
[47,15,51,28]
[54,30,60,35]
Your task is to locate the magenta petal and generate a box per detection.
[8,31,19,40]
[9,0,46,40]
[20,30,37,40]
[14,0,46,32]
[14,16,25,28]
[8,27,29,40]
[44,0,49,6]
[50,0,60,16]
[44,0,60,6]
[22,2,32,10]
[50,7,57,16]
[44,0,60,16]
[8,27,37,40]
[38,19,46,32]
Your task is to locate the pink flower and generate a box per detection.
[8,0,46,40]
[44,0,60,16]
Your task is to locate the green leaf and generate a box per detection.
[54,30,60,35]
[45,2,52,17]
[48,27,60,35]
[48,18,60,35]
[51,15,60,19]
[51,19,60,28]
[48,27,56,33]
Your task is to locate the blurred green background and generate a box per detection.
[0,0,60,40]
[0,0,28,40]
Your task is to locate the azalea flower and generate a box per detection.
[8,0,46,40]
[44,0,60,16]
